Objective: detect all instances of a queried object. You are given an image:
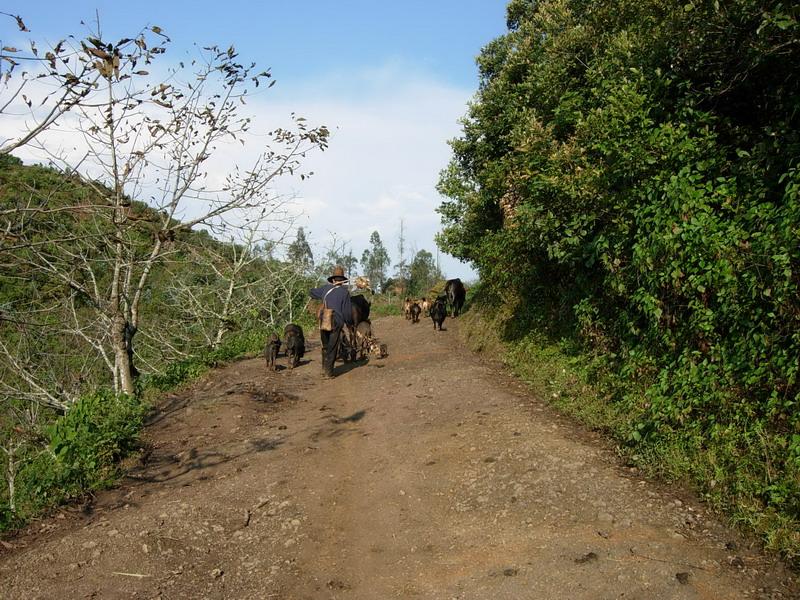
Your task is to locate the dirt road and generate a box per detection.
[1,316,797,599]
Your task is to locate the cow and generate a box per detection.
[351,294,371,326]
[283,323,305,370]
[403,297,413,320]
[430,297,447,331]
[264,333,281,371]
[410,302,421,324]
[444,278,466,317]
[420,297,431,316]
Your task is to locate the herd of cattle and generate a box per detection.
[403,278,466,331]
[264,278,467,372]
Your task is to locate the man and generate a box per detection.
[310,265,353,379]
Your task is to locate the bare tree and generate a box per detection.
[155,209,310,356]
[0,20,328,402]
[0,13,101,156]
[315,232,354,282]
[0,399,43,514]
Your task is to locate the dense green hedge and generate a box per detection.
[439,0,800,559]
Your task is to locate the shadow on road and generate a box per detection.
[126,407,369,487]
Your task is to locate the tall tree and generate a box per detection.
[408,249,442,297]
[394,218,409,288]
[360,230,390,291]
[287,227,314,273]
[341,248,358,279]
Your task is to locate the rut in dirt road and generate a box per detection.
[1,316,797,599]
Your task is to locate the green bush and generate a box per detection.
[48,390,145,487]
[0,391,145,530]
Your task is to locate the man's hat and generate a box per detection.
[327,265,348,283]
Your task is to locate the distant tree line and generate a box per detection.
[286,226,443,298]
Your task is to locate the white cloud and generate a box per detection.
[1,60,478,281]
[252,63,477,279]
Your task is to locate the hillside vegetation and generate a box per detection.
[0,16,334,531]
[438,0,800,559]
[0,157,315,530]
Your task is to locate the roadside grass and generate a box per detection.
[459,297,627,435]
[459,290,800,567]
[369,294,403,317]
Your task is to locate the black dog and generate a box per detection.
[265,333,281,371]
[430,297,447,331]
[283,323,305,370]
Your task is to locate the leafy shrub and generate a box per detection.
[48,391,145,487]
[0,391,145,530]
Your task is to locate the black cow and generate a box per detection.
[410,302,421,324]
[264,333,281,371]
[430,297,447,331]
[339,294,371,362]
[350,294,371,327]
[283,323,305,369]
[444,278,466,317]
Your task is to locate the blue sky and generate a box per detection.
[2,1,509,280]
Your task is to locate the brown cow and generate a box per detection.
[403,297,413,320]
[420,297,431,316]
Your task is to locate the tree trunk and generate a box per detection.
[4,450,16,514]
[125,322,139,379]
[213,276,237,349]
[112,314,135,395]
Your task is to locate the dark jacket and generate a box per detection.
[310,282,353,328]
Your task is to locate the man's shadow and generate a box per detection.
[334,358,369,376]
